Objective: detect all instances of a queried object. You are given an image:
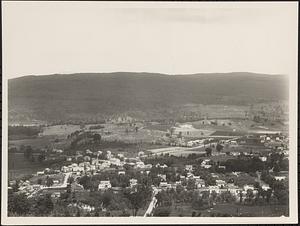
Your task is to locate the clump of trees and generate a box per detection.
[123,184,152,216]
[8,192,31,216]
[260,170,289,205]
[222,157,265,173]
[8,192,54,216]
[216,143,224,153]
[267,153,288,172]
[205,147,212,156]
[220,153,288,174]
[93,134,101,144]
[89,125,104,130]
[45,176,54,187]
[33,194,54,216]
[144,154,203,168]
[153,207,171,216]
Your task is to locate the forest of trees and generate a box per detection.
[221,153,288,173]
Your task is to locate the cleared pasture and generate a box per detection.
[8,135,68,150]
[41,124,81,137]
[8,153,46,180]
[168,203,288,217]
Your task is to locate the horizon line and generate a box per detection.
[8,71,287,80]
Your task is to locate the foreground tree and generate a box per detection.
[45,176,54,187]
[8,193,30,216]
[216,143,224,153]
[37,178,43,185]
[11,180,20,192]
[124,184,152,216]
[205,147,212,157]
[24,146,33,159]
[93,133,101,144]
[33,194,54,216]
[38,153,46,162]
[153,206,171,216]
[101,191,113,208]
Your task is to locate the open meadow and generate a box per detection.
[169,203,288,217]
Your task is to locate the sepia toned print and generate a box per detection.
[1,1,298,225]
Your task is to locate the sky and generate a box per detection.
[2,1,298,79]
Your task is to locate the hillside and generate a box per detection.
[8,72,289,123]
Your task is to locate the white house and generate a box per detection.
[203,165,212,169]
[53,149,63,153]
[158,174,167,181]
[51,192,61,198]
[159,182,172,190]
[66,157,72,162]
[195,179,205,188]
[201,159,210,166]
[173,124,200,137]
[243,184,255,191]
[117,153,124,158]
[155,163,168,168]
[186,172,194,179]
[110,158,121,166]
[98,181,112,191]
[216,180,226,188]
[185,165,193,172]
[37,171,44,176]
[101,161,111,168]
[91,158,98,165]
[180,175,186,180]
[262,184,271,191]
[274,176,286,181]
[118,171,126,175]
[135,161,145,168]
[130,179,138,188]
[106,151,112,159]
[86,149,93,155]
[208,186,221,194]
[259,156,267,162]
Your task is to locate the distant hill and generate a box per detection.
[8,72,288,123]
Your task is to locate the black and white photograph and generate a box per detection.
[1,1,298,225]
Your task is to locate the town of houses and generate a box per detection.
[9,129,289,216]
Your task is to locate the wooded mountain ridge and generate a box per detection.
[8,72,288,123]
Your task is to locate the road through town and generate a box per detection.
[144,188,159,217]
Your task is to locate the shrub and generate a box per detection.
[153,207,171,217]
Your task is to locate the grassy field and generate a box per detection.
[41,124,81,137]
[203,203,289,217]
[8,153,46,180]
[7,153,59,180]
[144,123,172,132]
[196,155,236,162]
[8,135,68,150]
[221,145,272,154]
[100,123,167,144]
[169,203,288,217]
[29,173,65,184]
